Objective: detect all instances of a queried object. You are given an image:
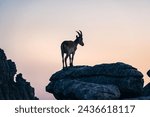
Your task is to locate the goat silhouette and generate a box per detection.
[61,30,84,69]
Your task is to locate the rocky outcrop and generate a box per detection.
[46,62,144,100]
[0,49,38,100]
[147,70,150,77]
[143,83,150,96]
[47,79,120,100]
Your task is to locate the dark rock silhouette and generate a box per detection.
[46,62,144,100]
[47,79,120,100]
[126,96,150,100]
[0,48,38,100]
[142,83,150,96]
[147,70,150,77]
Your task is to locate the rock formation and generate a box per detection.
[143,83,150,96]
[47,79,120,100]
[46,62,147,100]
[0,49,38,100]
[147,70,150,77]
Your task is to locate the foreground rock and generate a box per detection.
[0,49,38,100]
[147,70,150,77]
[47,79,120,100]
[127,96,150,100]
[142,83,150,96]
[46,62,144,100]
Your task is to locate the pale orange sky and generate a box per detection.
[0,0,150,99]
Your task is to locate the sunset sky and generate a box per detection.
[0,0,150,99]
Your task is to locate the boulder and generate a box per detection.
[127,96,150,100]
[0,48,38,100]
[147,70,150,77]
[142,83,150,96]
[46,62,144,99]
[46,79,120,100]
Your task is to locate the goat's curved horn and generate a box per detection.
[79,30,82,35]
[76,31,80,36]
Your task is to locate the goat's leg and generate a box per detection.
[61,51,65,69]
[65,54,69,68]
[71,53,75,66]
[69,55,73,67]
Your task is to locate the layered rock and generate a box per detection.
[47,79,120,100]
[0,48,38,100]
[46,62,144,100]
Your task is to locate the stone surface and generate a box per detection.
[46,79,120,100]
[0,48,38,100]
[147,70,150,77]
[46,62,144,99]
[143,83,150,96]
[127,96,150,100]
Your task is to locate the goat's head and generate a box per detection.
[76,30,84,46]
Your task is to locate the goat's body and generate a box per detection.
[61,40,77,68]
[61,41,77,54]
[61,31,84,69]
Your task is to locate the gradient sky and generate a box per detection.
[0,0,150,99]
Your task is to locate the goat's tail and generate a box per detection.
[61,43,65,69]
